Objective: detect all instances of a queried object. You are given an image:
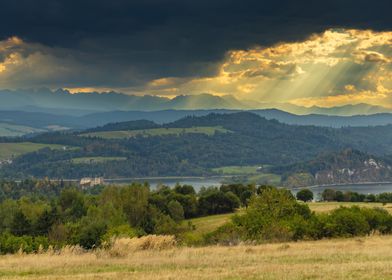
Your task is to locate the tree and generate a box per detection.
[322,189,336,201]
[174,184,196,195]
[233,187,312,241]
[240,190,254,208]
[198,190,240,216]
[296,189,314,202]
[77,221,107,249]
[167,200,184,222]
[120,185,149,227]
[35,208,57,236]
[11,210,31,236]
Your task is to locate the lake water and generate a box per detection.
[105,176,224,190]
[294,183,392,199]
[105,177,392,195]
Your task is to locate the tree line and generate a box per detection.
[0,180,256,254]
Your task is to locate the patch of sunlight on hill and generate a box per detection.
[0,123,44,137]
[80,126,230,139]
[0,142,68,160]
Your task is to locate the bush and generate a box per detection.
[204,223,243,245]
[101,224,138,244]
[77,221,107,249]
[232,187,313,242]
[0,233,49,254]
[322,207,370,237]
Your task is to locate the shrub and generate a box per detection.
[360,207,392,234]
[101,224,138,244]
[204,223,243,245]
[321,207,370,237]
[232,187,313,242]
[0,233,49,254]
[78,221,107,249]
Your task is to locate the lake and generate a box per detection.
[105,176,224,190]
[296,183,392,200]
[105,177,392,195]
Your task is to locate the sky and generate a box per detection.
[0,0,391,108]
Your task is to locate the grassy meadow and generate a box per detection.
[0,142,67,160]
[2,202,392,279]
[212,165,264,175]
[81,126,230,139]
[71,156,127,164]
[213,165,282,185]
[1,235,392,279]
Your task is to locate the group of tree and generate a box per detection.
[321,189,392,204]
[0,180,256,254]
[206,186,392,244]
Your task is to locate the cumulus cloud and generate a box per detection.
[0,36,143,90]
[0,28,391,109]
[146,29,392,107]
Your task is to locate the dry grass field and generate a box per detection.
[308,202,392,213]
[2,235,392,279]
[2,202,392,279]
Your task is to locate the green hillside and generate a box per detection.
[0,123,44,137]
[0,142,66,160]
[81,126,230,139]
[4,112,392,180]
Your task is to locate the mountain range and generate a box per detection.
[2,88,392,137]
[5,108,392,137]
[1,88,391,115]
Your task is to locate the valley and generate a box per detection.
[1,112,392,187]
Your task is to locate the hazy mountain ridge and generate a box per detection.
[277,149,392,187]
[1,88,390,115]
[3,108,392,137]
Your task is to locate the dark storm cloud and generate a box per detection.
[0,0,390,88]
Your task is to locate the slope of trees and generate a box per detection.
[2,112,392,179]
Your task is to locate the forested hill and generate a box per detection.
[2,112,392,179]
[276,149,392,187]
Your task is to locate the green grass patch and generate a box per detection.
[71,156,127,164]
[186,213,235,235]
[246,173,281,185]
[81,126,230,139]
[212,165,267,175]
[0,142,67,160]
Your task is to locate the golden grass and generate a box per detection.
[2,235,392,279]
[105,235,177,257]
[187,212,235,234]
[308,202,392,213]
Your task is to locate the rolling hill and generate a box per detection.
[2,112,392,180]
[5,108,392,138]
[275,149,392,187]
